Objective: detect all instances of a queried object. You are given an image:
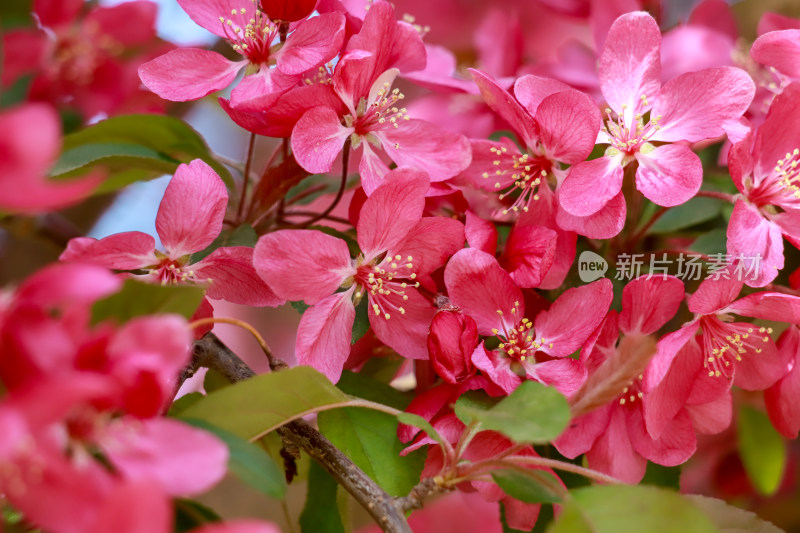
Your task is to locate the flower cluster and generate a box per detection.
[4,0,800,531]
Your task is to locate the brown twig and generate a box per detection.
[190,333,413,533]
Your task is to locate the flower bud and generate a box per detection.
[260,0,317,22]
[427,311,478,384]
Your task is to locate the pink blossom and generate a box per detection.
[0,104,102,214]
[290,2,470,194]
[558,12,754,231]
[642,273,800,441]
[253,169,464,381]
[139,0,345,108]
[554,276,699,483]
[726,83,800,286]
[2,0,170,119]
[444,248,612,395]
[60,159,281,308]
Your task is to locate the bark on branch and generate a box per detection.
[190,333,414,533]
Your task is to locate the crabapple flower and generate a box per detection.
[554,276,705,483]
[558,12,754,226]
[461,69,601,217]
[727,83,800,286]
[60,159,281,308]
[291,2,471,194]
[253,169,464,381]
[2,0,169,119]
[444,248,612,395]
[139,0,345,108]
[642,273,800,439]
[0,104,102,214]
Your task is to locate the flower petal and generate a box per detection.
[651,67,755,143]
[513,74,572,116]
[156,160,228,257]
[444,249,524,336]
[469,68,538,148]
[296,291,356,383]
[535,89,602,164]
[193,247,284,306]
[393,217,465,279]
[292,106,353,174]
[634,144,702,207]
[619,275,684,335]
[726,200,784,288]
[139,49,243,102]
[556,191,627,239]
[369,289,435,360]
[598,12,662,115]
[253,230,352,304]
[357,168,428,258]
[559,156,624,216]
[277,13,345,75]
[500,225,557,289]
[752,29,800,78]
[103,418,228,496]
[380,119,472,182]
[535,278,613,358]
[465,211,498,255]
[765,326,800,438]
[60,233,157,270]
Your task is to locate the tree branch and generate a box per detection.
[190,333,413,533]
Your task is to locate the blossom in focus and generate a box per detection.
[444,248,612,395]
[558,11,754,235]
[60,159,281,308]
[139,0,345,108]
[253,168,464,381]
[727,83,800,287]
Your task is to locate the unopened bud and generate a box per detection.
[427,311,478,384]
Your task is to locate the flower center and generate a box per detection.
[491,302,552,362]
[617,374,644,407]
[353,255,419,320]
[700,316,772,378]
[218,1,279,66]
[147,255,205,286]
[602,95,662,156]
[347,81,409,140]
[482,145,552,214]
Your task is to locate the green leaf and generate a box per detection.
[641,462,681,490]
[290,300,311,314]
[50,114,233,192]
[492,469,563,504]
[648,197,722,233]
[91,280,205,325]
[396,412,446,449]
[183,419,287,499]
[174,500,221,533]
[168,392,204,416]
[547,485,718,533]
[691,227,727,255]
[686,495,784,533]
[351,297,371,345]
[337,370,410,410]
[300,462,346,533]
[191,224,258,263]
[737,405,786,496]
[178,366,351,441]
[455,381,570,443]
[317,406,425,497]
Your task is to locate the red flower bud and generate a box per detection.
[427,311,478,384]
[259,0,317,22]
